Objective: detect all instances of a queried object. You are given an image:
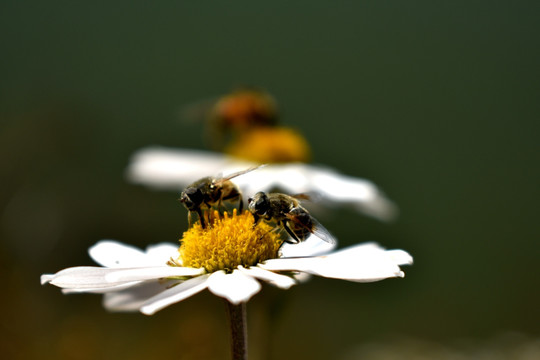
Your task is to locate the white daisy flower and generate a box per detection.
[125,147,398,221]
[41,211,412,316]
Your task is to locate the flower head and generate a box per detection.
[41,210,412,315]
[178,210,281,272]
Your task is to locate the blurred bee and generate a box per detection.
[248,192,337,245]
[180,166,263,229]
[211,88,278,131]
[181,88,279,149]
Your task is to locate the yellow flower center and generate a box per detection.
[178,210,282,273]
[224,126,311,163]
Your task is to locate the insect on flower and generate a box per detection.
[179,165,264,228]
[248,191,337,245]
[41,165,412,316]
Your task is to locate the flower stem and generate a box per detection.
[225,301,248,360]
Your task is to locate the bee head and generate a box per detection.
[248,191,269,215]
[180,187,204,210]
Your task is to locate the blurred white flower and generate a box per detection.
[41,237,412,315]
[126,147,398,221]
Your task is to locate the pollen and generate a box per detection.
[224,126,311,163]
[178,210,283,273]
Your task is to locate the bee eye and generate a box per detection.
[248,197,253,203]
[253,196,269,213]
[184,187,203,205]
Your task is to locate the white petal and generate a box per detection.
[140,275,210,315]
[43,266,138,289]
[145,243,181,264]
[104,266,205,282]
[207,270,261,304]
[41,274,54,285]
[89,240,150,268]
[292,272,313,283]
[278,234,337,258]
[260,258,321,275]
[103,280,173,312]
[238,266,296,289]
[261,243,412,283]
[62,281,142,294]
[386,249,414,265]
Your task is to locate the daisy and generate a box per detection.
[41,210,412,316]
[125,147,398,221]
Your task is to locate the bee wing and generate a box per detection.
[286,212,337,245]
[290,193,311,201]
[219,164,267,182]
[178,96,219,124]
[308,217,337,245]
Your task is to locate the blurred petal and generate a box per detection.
[104,266,205,282]
[234,163,308,197]
[239,265,296,289]
[261,243,412,282]
[126,147,397,221]
[207,270,261,304]
[303,166,398,221]
[140,275,210,315]
[103,280,173,312]
[126,147,253,189]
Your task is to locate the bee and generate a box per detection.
[179,166,262,229]
[210,88,278,132]
[248,192,337,245]
[181,88,279,150]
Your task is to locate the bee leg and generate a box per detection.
[252,213,261,227]
[237,196,244,212]
[187,212,193,228]
[197,208,206,229]
[282,222,301,244]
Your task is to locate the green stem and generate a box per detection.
[225,301,248,360]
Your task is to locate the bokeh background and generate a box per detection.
[1,1,539,359]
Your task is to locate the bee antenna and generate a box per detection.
[223,164,267,181]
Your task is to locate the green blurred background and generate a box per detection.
[1,1,539,359]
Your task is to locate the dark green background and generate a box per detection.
[1,1,539,359]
